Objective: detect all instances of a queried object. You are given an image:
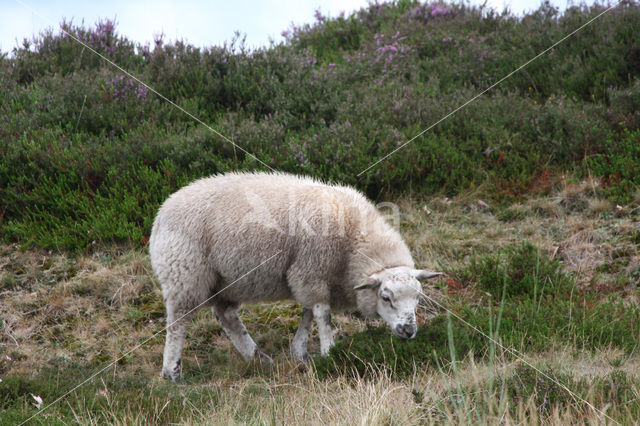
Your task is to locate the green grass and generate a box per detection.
[1,195,639,423]
[1,1,639,423]
[313,240,640,379]
[0,363,221,424]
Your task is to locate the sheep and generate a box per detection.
[149,172,441,380]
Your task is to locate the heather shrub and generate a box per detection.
[453,240,573,299]
[2,2,640,249]
[607,79,640,130]
[503,365,576,416]
[500,367,640,418]
[288,9,365,62]
[587,129,640,203]
[10,18,142,85]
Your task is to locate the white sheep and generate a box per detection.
[149,172,440,380]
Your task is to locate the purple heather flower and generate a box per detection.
[408,6,422,18]
[96,19,115,36]
[431,4,451,17]
[372,2,388,12]
[136,85,148,100]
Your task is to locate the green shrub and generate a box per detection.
[503,364,576,415]
[587,129,640,203]
[2,3,640,250]
[454,240,573,299]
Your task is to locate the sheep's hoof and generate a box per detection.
[161,369,182,382]
[255,350,274,367]
[292,352,310,365]
[161,358,183,381]
[294,354,310,372]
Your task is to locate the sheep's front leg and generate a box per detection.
[212,303,273,365]
[291,307,313,363]
[313,303,335,356]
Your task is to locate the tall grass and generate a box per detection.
[1,194,638,424]
[2,346,638,424]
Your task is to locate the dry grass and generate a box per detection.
[65,349,639,425]
[0,248,162,377]
[1,182,639,424]
[401,181,639,290]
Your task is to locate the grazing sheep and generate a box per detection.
[149,172,440,380]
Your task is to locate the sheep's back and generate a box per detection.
[149,172,374,303]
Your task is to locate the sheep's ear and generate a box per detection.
[413,270,442,281]
[354,277,381,291]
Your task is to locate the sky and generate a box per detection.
[2,0,578,54]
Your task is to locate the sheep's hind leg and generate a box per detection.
[162,304,192,381]
[213,302,273,366]
[291,307,313,363]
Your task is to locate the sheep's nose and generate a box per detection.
[395,323,417,339]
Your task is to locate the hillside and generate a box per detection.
[1,0,639,250]
[1,1,639,424]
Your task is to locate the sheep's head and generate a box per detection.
[354,266,441,339]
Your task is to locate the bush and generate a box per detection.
[503,365,575,416]
[587,129,640,203]
[453,240,573,299]
[2,2,640,250]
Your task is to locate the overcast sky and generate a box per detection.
[2,0,578,54]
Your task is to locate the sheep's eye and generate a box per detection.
[381,295,391,303]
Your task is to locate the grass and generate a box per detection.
[1,188,638,424]
[2,348,639,424]
[1,1,639,423]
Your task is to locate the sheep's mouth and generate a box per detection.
[393,323,417,339]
